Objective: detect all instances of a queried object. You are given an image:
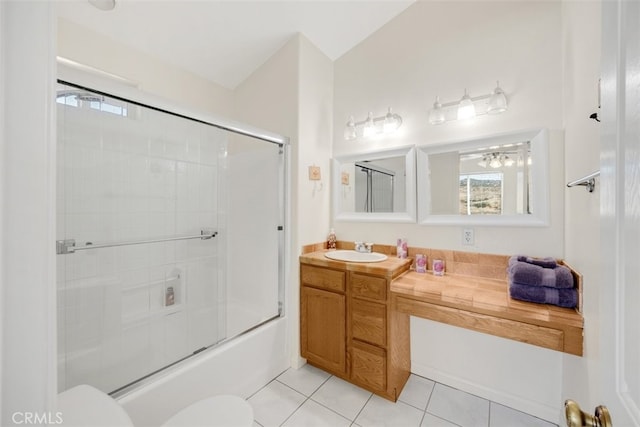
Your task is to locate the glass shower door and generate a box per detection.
[56,83,227,393]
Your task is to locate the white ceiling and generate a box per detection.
[56,0,415,89]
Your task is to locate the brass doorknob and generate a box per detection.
[565,400,612,427]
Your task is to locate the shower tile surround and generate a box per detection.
[56,97,226,393]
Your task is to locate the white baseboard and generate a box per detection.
[411,361,562,424]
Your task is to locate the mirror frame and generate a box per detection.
[417,128,550,227]
[332,146,417,223]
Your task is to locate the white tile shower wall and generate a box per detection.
[56,100,227,393]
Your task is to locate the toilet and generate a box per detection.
[57,384,254,427]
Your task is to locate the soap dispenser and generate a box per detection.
[327,228,337,250]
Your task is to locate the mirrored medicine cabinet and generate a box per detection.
[331,128,550,226]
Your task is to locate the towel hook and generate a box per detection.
[567,171,600,193]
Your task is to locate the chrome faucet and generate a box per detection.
[354,241,373,253]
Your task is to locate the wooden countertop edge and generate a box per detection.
[299,251,412,279]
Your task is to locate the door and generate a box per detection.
[598,0,640,424]
[300,286,346,375]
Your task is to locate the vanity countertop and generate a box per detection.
[391,270,583,329]
[391,269,584,355]
[299,250,412,279]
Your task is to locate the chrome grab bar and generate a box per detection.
[56,229,217,255]
[567,170,600,193]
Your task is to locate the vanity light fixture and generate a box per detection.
[429,81,508,125]
[343,107,403,140]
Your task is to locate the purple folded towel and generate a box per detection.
[509,282,577,308]
[507,257,574,289]
[516,255,557,269]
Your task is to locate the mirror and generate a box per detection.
[332,146,416,222]
[417,128,549,226]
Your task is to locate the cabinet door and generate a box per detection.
[301,286,346,375]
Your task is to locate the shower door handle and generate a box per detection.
[56,229,217,254]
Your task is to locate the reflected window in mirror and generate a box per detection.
[417,129,549,226]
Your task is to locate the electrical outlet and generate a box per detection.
[462,228,474,246]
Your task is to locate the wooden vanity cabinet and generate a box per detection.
[348,271,410,401]
[300,264,347,375]
[300,258,411,401]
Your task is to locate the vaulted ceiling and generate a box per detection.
[57,0,415,89]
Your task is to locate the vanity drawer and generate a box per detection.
[351,299,386,347]
[351,341,386,391]
[301,264,345,293]
[351,273,387,301]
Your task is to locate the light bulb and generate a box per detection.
[344,116,357,140]
[477,156,488,168]
[487,81,508,114]
[429,96,445,125]
[383,107,402,133]
[457,89,476,120]
[503,155,514,167]
[363,112,375,138]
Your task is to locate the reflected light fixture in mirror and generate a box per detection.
[429,81,508,125]
[343,107,403,140]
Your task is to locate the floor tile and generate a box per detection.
[277,364,331,397]
[248,380,306,427]
[490,402,557,427]
[311,375,372,421]
[427,383,490,427]
[355,394,425,427]
[420,412,459,427]
[400,374,435,410]
[282,399,352,427]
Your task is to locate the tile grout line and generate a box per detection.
[275,374,334,426]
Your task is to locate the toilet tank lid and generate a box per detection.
[57,384,134,427]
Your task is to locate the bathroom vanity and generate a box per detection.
[300,245,584,402]
[299,250,412,400]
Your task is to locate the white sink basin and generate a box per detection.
[324,250,388,263]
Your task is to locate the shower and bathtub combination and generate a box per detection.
[55,79,289,425]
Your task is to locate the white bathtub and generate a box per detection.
[117,317,289,426]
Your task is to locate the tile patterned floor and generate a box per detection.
[247,364,557,427]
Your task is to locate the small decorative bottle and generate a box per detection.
[415,254,427,273]
[327,228,337,250]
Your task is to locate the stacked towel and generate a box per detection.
[508,255,577,308]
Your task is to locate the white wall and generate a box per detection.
[1,2,57,425]
[58,19,235,118]
[333,1,570,422]
[334,0,565,257]
[560,0,601,412]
